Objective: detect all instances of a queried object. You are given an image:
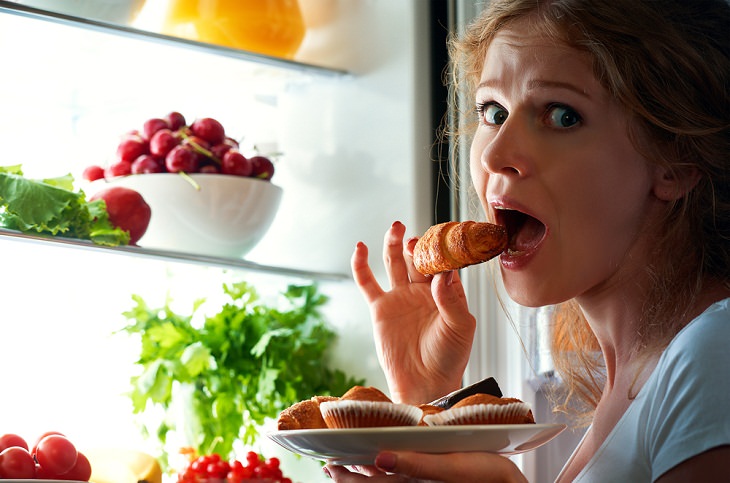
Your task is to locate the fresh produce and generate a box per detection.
[89,186,151,245]
[0,165,130,246]
[83,112,275,182]
[121,282,364,466]
[177,450,292,483]
[84,448,162,483]
[0,432,92,480]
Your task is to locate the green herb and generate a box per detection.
[120,281,364,463]
[0,166,129,245]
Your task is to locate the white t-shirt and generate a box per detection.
[565,297,730,482]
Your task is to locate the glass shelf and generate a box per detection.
[0,228,350,281]
[0,0,350,78]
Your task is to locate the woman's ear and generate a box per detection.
[652,165,702,201]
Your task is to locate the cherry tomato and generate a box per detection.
[57,451,92,480]
[0,433,28,452]
[31,430,65,457]
[35,434,78,475]
[0,446,36,478]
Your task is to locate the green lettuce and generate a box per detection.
[0,166,129,246]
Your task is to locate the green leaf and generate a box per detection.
[119,282,365,467]
[0,169,129,245]
[181,342,211,377]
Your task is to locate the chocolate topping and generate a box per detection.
[429,377,503,409]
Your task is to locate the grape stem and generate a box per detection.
[178,171,200,190]
[180,131,219,164]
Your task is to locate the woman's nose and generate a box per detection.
[478,118,531,177]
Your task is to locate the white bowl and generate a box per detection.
[86,174,282,258]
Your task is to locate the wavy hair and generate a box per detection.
[449,0,730,424]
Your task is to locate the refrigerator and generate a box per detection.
[0,1,579,481]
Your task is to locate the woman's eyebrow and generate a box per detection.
[477,79,592,99]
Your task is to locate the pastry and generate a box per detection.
[413,221,508,275]
[276,395,339,430]
[428,376,503,409]
[417,404,445,426]
[319,400,423,428]
[319,385,422,428]
[340,385,393,402]
[423,393,535,426]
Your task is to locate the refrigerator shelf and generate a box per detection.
[0,228,350,281]
[0,0,351,79]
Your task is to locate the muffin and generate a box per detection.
[422,393,535,426]
[340,385,393,402]
[417,404,445,426]
[320,386,422,428]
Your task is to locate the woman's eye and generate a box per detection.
[477,103,508,125]
[545,104,582,128]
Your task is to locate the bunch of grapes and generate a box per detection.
[177,451,293,483]
[83,112,275,182]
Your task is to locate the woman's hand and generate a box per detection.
[351,221,477,404]
[324,451,528,483]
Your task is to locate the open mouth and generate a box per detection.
[495,209,547,255]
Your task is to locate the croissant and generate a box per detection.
[276,395,339,430]
[413,221,508,275]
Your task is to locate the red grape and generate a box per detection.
[221,150,253,177]
[166,145,200,173]
[250,155,275,180]
[116,135,149,162]
[166,111,186,131]
[182,135,211,156]
[82,165,106,182]
[105,160,133,178]
[190,117,225,145]
[132,154,165,174]
[142,117,169,140]
[210,142,233,161]
[150,128,180,157]
[199,163,221,174]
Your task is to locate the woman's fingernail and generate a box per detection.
[375,451,397,472]
[446,271,454,285]
[323,466,332,478]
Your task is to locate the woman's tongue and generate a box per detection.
[508,215,545,253]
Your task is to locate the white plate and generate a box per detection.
[268,423,566,465]
[2,481,88,482]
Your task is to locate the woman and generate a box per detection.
[326,0,730,481]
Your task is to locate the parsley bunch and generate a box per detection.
[121,281,364,462]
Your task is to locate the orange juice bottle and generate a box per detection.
[162,0,306,59]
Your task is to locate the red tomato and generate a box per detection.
[57,451,92,481]
[35,434,78,475]
[0,433,28,452]
[35,462,57,478]
[0,446,36,478]
[31,430,65,457]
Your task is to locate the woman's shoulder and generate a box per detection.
[654,297,730,386]
[666,296,730,357]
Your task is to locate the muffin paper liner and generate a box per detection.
[320,400,423,428]
[422,401,532,426]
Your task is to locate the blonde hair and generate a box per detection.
[449,0,730,423]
